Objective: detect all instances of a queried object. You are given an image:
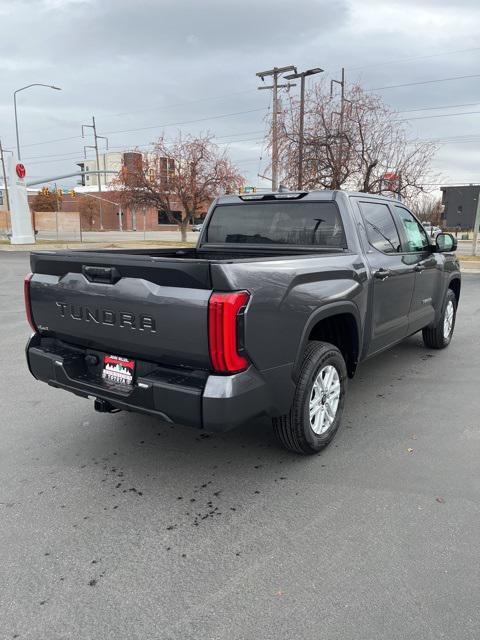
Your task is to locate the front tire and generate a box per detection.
[272,341,347,455]
[422,289,457,349]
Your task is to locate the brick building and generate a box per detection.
[55,150,210,231]
[58,187,208,232]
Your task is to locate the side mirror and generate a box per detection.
[436,232,457,253]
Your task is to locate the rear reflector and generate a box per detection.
[24,272,37,332]
[208,291,250,373]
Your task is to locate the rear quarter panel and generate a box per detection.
[210,253,369,373]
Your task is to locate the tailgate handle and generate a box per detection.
[82,265,121,284]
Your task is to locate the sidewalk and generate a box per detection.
[459,256,480,273]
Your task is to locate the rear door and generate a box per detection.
[391,204,439,334]
[355,199,416,355]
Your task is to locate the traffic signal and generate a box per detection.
[70,190,76,198]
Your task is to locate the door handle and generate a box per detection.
[373,268,391,280]
[414,263,426,272]
[82,265,121,284]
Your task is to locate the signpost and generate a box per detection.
[7,156,35,244]
[383,172,401,200]
[15,163,26,179]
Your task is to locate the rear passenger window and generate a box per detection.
[359,202,401,254]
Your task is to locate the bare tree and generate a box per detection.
[78,195,100,231]
[116,133,244,241]
[270,81,438,199]
[31,188,62,212]
[413,195,444,226]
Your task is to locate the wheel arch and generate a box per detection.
[448,276,461,304]
[293,302,362,381]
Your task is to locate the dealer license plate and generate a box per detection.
[102,354,135,386]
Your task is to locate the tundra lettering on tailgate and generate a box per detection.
[55,302,156,332]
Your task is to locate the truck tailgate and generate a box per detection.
[29,252,213,369]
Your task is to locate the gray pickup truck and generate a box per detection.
[24,190,460,454]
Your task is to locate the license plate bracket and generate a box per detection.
[102,354,135,386]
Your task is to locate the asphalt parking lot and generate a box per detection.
[1,252,479,640]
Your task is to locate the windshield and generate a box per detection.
[206,201,347,247]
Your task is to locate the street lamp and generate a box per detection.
[285,67,323,190]
[13,84,62,161]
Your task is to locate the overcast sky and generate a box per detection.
[1,0,479,192]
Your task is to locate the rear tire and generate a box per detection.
[272,341,347,455]
[422,289,457,349]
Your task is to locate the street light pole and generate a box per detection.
[13,84,61,161]
[285,67,323,190]
[298,74,306,191]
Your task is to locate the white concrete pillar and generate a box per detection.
[7,155,35,244]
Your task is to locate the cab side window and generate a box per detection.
[359,201,401,254]
[393,206,430,253]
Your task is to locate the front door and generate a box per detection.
[391,204,439,334]
[355,200,416,355]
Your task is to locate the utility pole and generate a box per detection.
[0,139,11,213]
[285,67,323,190]
[82,116,108,230]
[330,68,350,190]
[257,65,297,191]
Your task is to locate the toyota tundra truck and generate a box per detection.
[24,190,461,454]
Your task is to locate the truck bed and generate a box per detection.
[28,244,347,371]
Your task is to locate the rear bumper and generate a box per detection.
[26,334,277,432]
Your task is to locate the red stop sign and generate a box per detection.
[16,163,26,179]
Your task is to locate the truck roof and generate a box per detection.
[215,190,401,205]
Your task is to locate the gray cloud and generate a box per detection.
[0,0,479,189]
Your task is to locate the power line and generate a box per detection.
[217,137,264,146]
[107,89,258,118]
[21,134,82,148]
[17,107,267,149]
[397,109,480,122]
[428,133,480,141]
[368,73,480,91]
[100,108,267,137]
[349,46,480,71]
[22,129,267,162]
[397,101,480,113]
[11,89,260,139]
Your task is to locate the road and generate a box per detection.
[1,253,479,640]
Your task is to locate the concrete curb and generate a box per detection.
[0,241,195,252]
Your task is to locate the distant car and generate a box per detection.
[192,223,203,232]
[422,223,442,238]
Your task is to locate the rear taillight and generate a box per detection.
[208,291,250,373]
[24,272,37,332]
